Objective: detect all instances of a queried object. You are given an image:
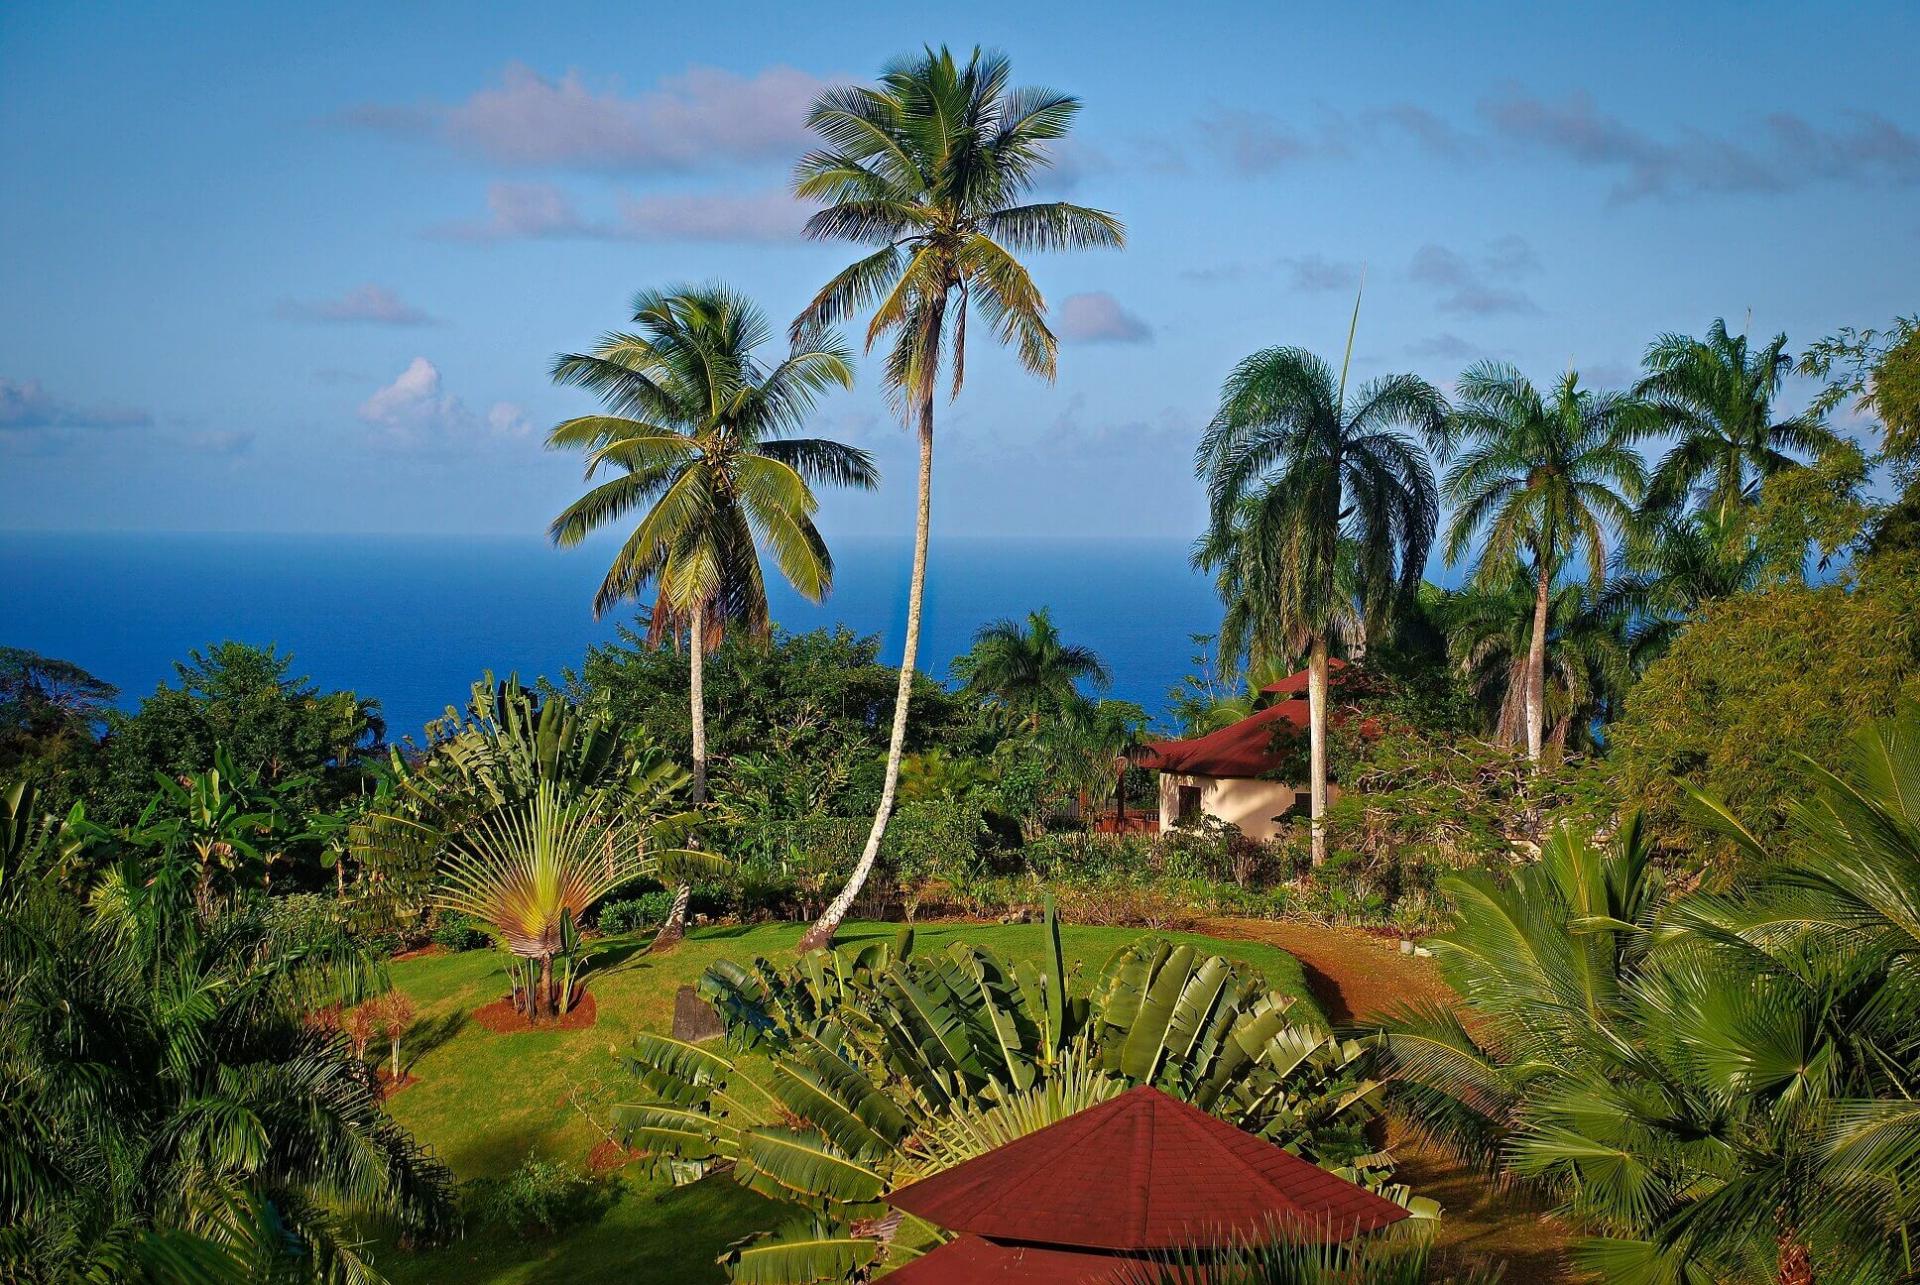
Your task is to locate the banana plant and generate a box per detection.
[614,906,1389,1282]
[134,747,313,903]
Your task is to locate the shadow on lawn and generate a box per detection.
[403,1010,468,1073]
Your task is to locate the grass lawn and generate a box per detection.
[374,918,1320,1284]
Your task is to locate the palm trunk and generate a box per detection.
[800,390,934,951]
[1526,559,1550,767]
[1307,636,1330,867]
[390,1034,401,1082]
[538,954,554,1022]
[652,603,705,953]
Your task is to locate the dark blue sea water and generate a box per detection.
[3,532,1224,740]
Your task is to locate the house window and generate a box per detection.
[1290,791,1312,818]
[1176,785,1203,825]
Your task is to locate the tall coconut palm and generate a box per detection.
[547,285,873,947]
[1195,303,1444,866]
[1436,363,1645,767]
[1635,318,1839,524]
[952,608,1110,730]
[791,45,1123,950]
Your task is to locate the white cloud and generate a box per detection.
[356,358,530,449]
[1056,292,1152,344]
[432,182,589,241]
[434,182,809,244]
[615,189,805,242]
[486,402,533,438]
[1480,90,1920,202]
[344,62,832,172]
[0,377,150,431]
[276,283,437,326]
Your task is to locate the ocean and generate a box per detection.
[3,531,1226,741]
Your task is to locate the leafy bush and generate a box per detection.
[462,1154,616,1236]
[429,910,492,952]
[598,891,674,936]
[1608,547,1920,869]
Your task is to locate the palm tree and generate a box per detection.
[1194,304,1444,866]
[1435,363,1645,767]
[1,825,453,1280]
[1636,318,1839,524]
[1606,507,1774,664]
[1438,565,1633,751]
[791,45,1123,950]
[546,285,874,947]
[952,608,1110,729]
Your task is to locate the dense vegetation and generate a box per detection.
[6,37,1920,1285]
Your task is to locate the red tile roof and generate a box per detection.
[1258,656,1350,696]
[880,1235,1154,1284]
[1139,661,1369,779]
[1136,698,1307,779]
[887,1086,1410,1252]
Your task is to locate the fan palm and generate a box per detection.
[619,910,1388,1282]
[1436,363,1645,766]
[790,45,1123,951]
[432,781,709,1020]
[547,285,873,946]
[1379,708,1920,1282]
[1195,303,1444,865]
[1636,318,1840,524]
[952,608,1111,729]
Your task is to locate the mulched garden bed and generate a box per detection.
[391,944,447,963]
[377,1067,417,1099]
[586,1138,648,1175]
[471,989,598,1033]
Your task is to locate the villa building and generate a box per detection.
[1135,661,1350,841]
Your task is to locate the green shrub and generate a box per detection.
[598,891,674,936]
[429,911,491,952]
[462,1154,615,1236]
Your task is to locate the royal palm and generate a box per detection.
[1635,318,1838,523]
[546,285,874,945]
[1436,363,1644,766]
[1195,307,1443,866]
[791,45,1123,949]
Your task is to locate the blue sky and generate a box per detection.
[3,0,1916,541]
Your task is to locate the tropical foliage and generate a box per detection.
[361,677,713,1018]
[0,790,452,1282]
[952,607,1111,729]
[1378,705,1920,1282]
[1636,317,1841,523]
[1434,362,1645,765]
[1607,546,1920,862]
[614,907,1391,1280]
[546,284,874,945]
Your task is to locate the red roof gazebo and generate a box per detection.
[882,1085,1409,1282]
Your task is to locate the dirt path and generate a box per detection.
[1198,917,1578,1284]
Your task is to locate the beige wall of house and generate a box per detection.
[1157,772,1309,842]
